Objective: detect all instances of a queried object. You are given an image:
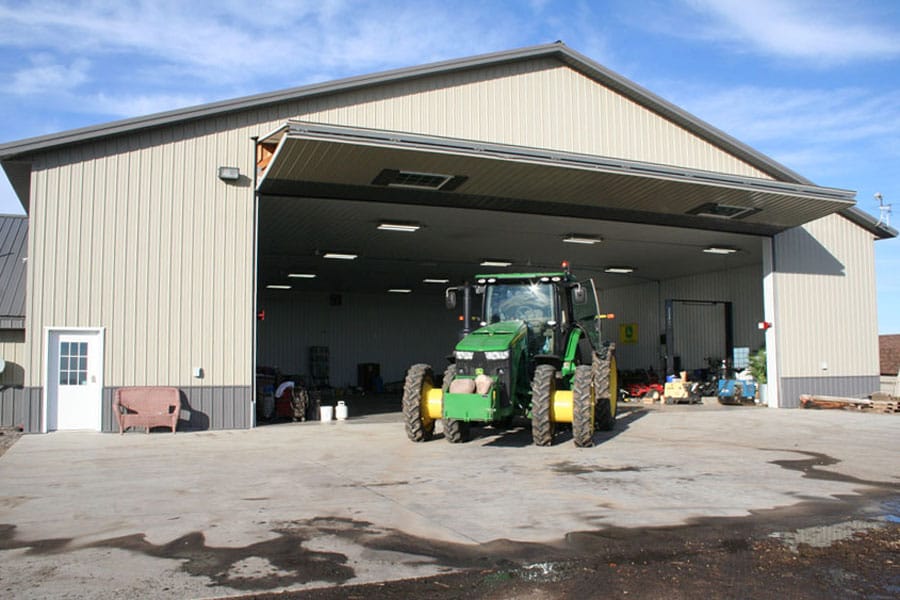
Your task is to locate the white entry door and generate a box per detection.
[46,329,103,431]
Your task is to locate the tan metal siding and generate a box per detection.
[24,116,267,389]
[297,61,772,179]
[774,214,879,378]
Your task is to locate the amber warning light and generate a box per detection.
[598,313,615,319]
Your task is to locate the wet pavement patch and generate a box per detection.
[763,449,900,490]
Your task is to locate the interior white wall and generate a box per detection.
[256,291,460,388]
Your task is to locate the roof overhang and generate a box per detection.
[257,122,856,236]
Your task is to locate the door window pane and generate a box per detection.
[59,340,89,386]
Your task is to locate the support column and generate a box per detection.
[761,237,781,408]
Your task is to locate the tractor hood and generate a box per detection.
[456,321,527,353]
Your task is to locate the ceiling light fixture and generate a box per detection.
[377,222,421,233]
[388,288,412,293]
[423,278,450,284]
[604,266,635,274]
[322,252,358,260]
[288,273,317,278]
[563,234,602,245]
[266,284,291,289]
[480,260,512,267]
[703,247,738,255]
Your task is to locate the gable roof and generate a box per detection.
[0,215,27,329]
[0,42,894,239]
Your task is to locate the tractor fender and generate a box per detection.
[533,354,563,370]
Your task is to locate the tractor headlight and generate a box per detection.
[455,351,474,360]
[485,350,509,360]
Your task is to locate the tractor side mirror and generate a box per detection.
[573,285,587,304]
[445,289,457,310]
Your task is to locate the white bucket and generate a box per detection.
[335,400,348,420]
[320,405,334,421]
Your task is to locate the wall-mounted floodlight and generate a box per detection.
[604,266,634,274]
[217,166,241,181]
[703,247,738,255]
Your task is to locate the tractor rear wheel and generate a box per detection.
[593,344,618,431]
[572,365,595,447]
[402,364,435,442]
[531,364,557,446]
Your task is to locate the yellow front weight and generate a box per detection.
[550,390,574,423]
[424,387,444,420]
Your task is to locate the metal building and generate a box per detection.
[0,43,894,432]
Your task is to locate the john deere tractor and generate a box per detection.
[402,265,617,447]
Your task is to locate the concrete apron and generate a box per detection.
[0,406,897,599]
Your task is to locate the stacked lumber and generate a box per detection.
[800,394,898,413]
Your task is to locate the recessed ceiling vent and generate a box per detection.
[372,169,467,191]
[687,202,761,220]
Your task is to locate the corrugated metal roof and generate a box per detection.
[0,215,26,328]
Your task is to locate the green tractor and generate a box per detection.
[402,265,618,447]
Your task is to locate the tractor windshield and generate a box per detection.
[485,281,556,327]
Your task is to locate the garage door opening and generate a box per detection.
[252,191,767,425]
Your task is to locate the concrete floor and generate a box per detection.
[0,403,897,599]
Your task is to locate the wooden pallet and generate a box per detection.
[800,394,898,414]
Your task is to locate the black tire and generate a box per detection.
[440,364,470,443]
[444,418,470,443]
[531,364,557,446]
[442,364,457,392]
[402,364,435,442]
[572,365,595,447]
[593,344,618,431]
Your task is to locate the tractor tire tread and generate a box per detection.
[593,344,617,432]
[572,364,595,447]
[402,364,435,442]
[531,364,556,446]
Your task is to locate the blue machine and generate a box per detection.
[717,378,757,404]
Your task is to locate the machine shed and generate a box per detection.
[0,43,894,432]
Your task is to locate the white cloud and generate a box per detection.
[6,56,90,95]
[680,85,900,147]
[0,1,523,87]
[683,0,900,64]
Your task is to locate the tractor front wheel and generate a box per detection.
[402,364,435,442]
[572,365,595,447]
[531,364,557,446]
[444,419,471,443]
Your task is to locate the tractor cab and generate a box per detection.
[476,271,603,366]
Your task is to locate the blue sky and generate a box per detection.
[1,0,898,332]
